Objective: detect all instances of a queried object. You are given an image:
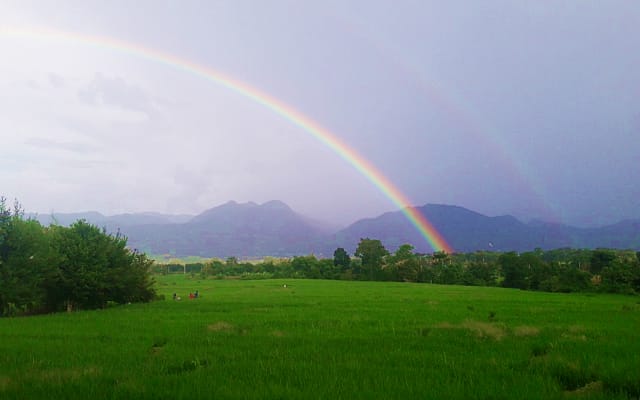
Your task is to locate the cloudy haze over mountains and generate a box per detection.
[29,201,640,258]
[2,1,639,228]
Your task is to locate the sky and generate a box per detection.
[1,1,639,228]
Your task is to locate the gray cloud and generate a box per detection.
[48,72,65,88]
[77,73,155,115]
[25,137,96,153]
[1,1,638,227]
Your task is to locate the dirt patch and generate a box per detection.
[461,320,506,340]
[541,359,597,392]
[165,359,209,375]
[565,381,603,397]
[561,333,587,342]
[35,366,100,383]
[562,325,587,341]
[271,330,285,337]
[513,325,540,337]
[0,376,11,390]
[568,325,585,334]
[208,321,235,332]
[435,320,506,340]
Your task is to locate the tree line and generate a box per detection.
[0,198,156,317]
[165,238,640,295]
[4,190,638,318]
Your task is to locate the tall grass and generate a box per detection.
[1,276,639,399]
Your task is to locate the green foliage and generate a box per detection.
[590,249,616,274]
[154,244,639,296]
[354,238,389,280]
[385,244,419,282]
[0,199,156,316]
[463,261,499,286]
[332,247,351,270]
[0,216,58,315]
[499,252,528,289]
[46,220,156,311]
[1,198,59,315]
[600,260,638,294]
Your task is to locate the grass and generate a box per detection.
[1,276,639,399]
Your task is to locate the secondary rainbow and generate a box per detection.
[1,26,453,253]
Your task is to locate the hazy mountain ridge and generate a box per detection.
[28,202,640,257]
[28,211,193,227]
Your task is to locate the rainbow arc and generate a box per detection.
[1,26,453,253]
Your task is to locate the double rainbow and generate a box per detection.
[1,26,453,253]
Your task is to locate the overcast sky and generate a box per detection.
[1,1,638,227]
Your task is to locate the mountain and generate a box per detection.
[27,202,640,257]
[332,204,640,254]
[331,204,537,254]
[123,200,327,258]
[28,211,193,229]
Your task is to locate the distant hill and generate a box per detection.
[28,202,640,257]
[124,200,327,258]
[28,211,193,229]
[331,204,640,254]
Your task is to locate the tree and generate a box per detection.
[386,244,418,282]
[291,255,318,278]
[590,249,616,275]
[499,252,529,289]
[48,220,156,312]
[520,252,548,290]
[600,259,636,294]
[333,247,351,271]
[354,238,389,281]
[464,261,499,286]
[0,215,58,315]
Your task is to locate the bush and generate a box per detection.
[1,205,156,316]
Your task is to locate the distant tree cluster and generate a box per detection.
[0,198,156,317]
[164,237,640,295]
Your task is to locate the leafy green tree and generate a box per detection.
[438,262,465,285]
[318,258,341,279]
[0,216,58,315]
[520,252,548,290]
[291,255,319,278]
[431,251,450,266]
[0,196,17,262]
[557,264,592,292]
[590,249,616,275]
[464,261,499,286]
[354,238,389,281]
[600,260,637,294]
[499,252,529,289]
[48,220,155,311]
[386,244,418,282]
[633,253,640,293]
[333,247,351,271]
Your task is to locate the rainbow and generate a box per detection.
[335,15,561,224]
[1,26,453,253]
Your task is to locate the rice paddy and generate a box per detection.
[1,275,639,399]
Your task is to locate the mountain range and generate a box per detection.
[29,201,640,258]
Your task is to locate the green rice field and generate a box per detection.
[1,275,639,399]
